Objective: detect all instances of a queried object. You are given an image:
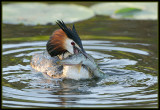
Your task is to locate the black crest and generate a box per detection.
[56,20,85,53]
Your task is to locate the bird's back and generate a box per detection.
[30,50,63,77]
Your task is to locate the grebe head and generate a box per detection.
[46,20,87,58]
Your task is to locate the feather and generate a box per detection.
[56,20,85,53]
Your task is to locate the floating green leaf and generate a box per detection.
[90,2,157,20]
[2,3,95,25]
[114,7,142,18]
[115,7,142,15]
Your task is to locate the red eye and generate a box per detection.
[71,42,75,45]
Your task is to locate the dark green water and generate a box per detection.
[2,16,158,108]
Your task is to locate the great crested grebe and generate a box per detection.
[31,20,92,80]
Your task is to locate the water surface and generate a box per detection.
[2,17,158,108]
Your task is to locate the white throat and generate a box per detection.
[58,52,91,80]
[62,65,91,80]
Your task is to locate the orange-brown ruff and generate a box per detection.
[47,29,68,57]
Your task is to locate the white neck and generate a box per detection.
[58,52,91,80]
[62,65,91,80]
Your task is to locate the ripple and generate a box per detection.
[2,40,157,108]
[2,41,46,49]
[3,64,31,72]
[84,46,149,55]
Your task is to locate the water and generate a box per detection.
[2,39,158,108]
[2,6,158,107]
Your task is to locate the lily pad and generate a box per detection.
[115,7,142,14]
[115,7,142,18]
[2,3,95,25]
[90,2,157,20]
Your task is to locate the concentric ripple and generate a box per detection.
[2,40,158,108]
